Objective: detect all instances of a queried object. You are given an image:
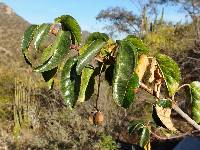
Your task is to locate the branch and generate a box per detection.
[140,83,200,131]
[187,57,200,62]
[172,104,200,131]
[151,130,200,140]
[95,63,104,110]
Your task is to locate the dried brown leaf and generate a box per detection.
[155,105,177,131]
[135,54,149,82]
[148,58,157,83]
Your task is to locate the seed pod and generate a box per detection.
[94,111,104,125]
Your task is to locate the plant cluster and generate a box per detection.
[21,14,200,149]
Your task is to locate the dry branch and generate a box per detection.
[140,82,200,131]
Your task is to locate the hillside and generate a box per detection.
[0,3,29,66]
[0,3,91,67]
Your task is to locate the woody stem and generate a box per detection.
[140,82,200,131]
[95,63,104,109]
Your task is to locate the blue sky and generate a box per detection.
[2,0,188,32]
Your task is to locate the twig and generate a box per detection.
[190,67,200,73]
[172,104,200,131]
[95,64,104,109]
[172,84,190,101]
[140,82,200,131]
[187,57,200,62]
[140,83,158,99]
[151,130,200,140]
[177,84,190,91]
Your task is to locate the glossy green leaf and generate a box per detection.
[190,81,200,124]
[55,15,81,44]
[79,32,109,55]
[85,32,109,44]
[76,40,105,74]
[21,25,38,66]
[113,40,137,108]
[40,45,54,64]
[79,44,90,55]
[126,41,138,69]
[123,74,139,108]
[139,127,150,148]
[78,65,94,102]
[128,120,144,134]
[60,57,80,108]
[33,23,51,50]
[34,31,71,72]
[124,35,149,54]
[156,99,172,108]
[156,54,181,97]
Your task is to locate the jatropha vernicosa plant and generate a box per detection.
[21,14,200,149]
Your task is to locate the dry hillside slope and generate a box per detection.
[0,2,29,66]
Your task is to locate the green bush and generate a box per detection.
[96,134,118,150]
